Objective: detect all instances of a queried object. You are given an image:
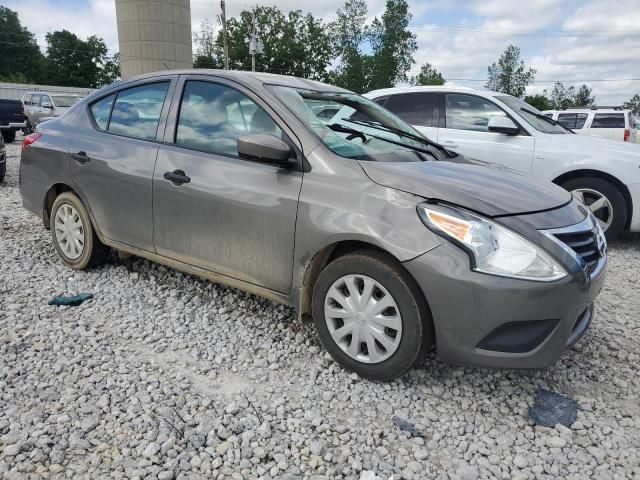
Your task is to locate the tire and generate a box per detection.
[23,120,33,135]
[0,160,5,183]
[1,130,16,143]
[312,250,433,381]
[561,177,627,240]
[50,192,108,269]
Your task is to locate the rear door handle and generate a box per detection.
[164,169,191,185]
[72,151,90,163]
[441,141,459,148]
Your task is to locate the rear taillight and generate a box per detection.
[624,129,630,142]
[22,132,42,149]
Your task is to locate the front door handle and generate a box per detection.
[441,141,459,148]
[72,151,90,163]
[164,169,191,185]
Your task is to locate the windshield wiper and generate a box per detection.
[520,108,573,133]
[341,118,457,158]
[327,123,367,142]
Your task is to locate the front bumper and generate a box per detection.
[404,242,606,369]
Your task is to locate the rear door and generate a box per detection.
[383,92,441,141]
[69,77,175,252]
[28,94,44,124]
[153,76,303,293]
[588,112,625,141]
[438,93,535,173]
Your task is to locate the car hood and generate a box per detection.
[359,159,571,217]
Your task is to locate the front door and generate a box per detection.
[439,93,535,173]
[69,79,174,251]
[153,78,303,294]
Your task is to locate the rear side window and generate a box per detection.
[90,94,115,130]
[175,81,282,157]
[591,113,625,128]
[31,94,42,107]
[108,82,170,140]
[557,113,588,129]
[385,93,440,127]
[23,94,32,105]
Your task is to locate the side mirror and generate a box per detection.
[488,116,519,135]
[41,100,53,109]
[237,133,293,167]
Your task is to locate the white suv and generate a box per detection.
[542,108,637,143]
[366,85,640,239]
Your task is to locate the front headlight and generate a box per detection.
[417,203,567,282]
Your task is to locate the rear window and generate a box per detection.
[557,113,588,130]
[591,113,625,128]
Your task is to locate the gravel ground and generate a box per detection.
[1,136,639,480]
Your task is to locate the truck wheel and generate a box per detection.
[1,130,16,143]
[562,177,627,240]
[0,159,5,182]
[50,192,109,269]
[312,250,433,381]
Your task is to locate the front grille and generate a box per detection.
[554,229,602,271]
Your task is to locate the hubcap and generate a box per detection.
[324,274,402,364]
[571,188,613,232]
[54,203,85,260]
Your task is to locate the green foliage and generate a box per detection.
[485,45,536,98]
[412,63,445,86]
[0,6,46,83]
[574,84,595,107]
[623,94,640,116]
[524,94,552,111]
[99,52,121,86]
[329,0,416,93]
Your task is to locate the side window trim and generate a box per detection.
[163,75,304,169]
[444,93,529,136]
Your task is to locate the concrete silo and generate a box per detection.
[115,0,193,78]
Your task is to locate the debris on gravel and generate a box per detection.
[1,137,640,479]
[528,388,578,428]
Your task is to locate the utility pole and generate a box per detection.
[220,0,229,69]
[247,6,263,72]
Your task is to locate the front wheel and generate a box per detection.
[50,192,108,269]
[312,250,432,381]
[562,177,627,240]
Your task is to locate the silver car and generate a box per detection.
[22,92,83,127]
[19,71,606,380]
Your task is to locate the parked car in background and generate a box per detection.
[0,99,29,143]
[542,107,637,143]
[0,132,5,182]
[22,92,83,127]
[366,86,640,239]
[20,70,606,380]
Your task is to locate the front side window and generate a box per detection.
[271,86,444,162]
[90,94,116,130]
[23,94,32,106]
[445,94,506,132]
[591,113,625,128]
[31,94,42,107]
[175,81,282,157]
[108,82,170,140]
[386,92,440,127]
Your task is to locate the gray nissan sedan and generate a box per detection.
[19,70,607,380]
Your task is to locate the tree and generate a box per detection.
[550,82,577,109]
[45,31,112,88]
[329,0,370,92]
[99,53,121,86]
[367,0,417,90]
[412,63,445,86]
[524,93,552,111]
[574,84,595,107]
[485,45,536,98]
[193,18,222,69]
[623,94,640,116]
[0,7,46,83]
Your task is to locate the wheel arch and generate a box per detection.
[42,183,75,229]
[553,169,633,230]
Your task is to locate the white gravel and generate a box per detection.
[1,135,639,479]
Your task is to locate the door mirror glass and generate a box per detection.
[237,133,292,166]
[488,116,519,135]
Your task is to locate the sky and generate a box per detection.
[4,0,640,104]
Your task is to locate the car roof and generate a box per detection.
[109,69,351,94]
[545,108,630,114]
[366,85,497,98]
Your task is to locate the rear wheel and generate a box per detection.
[50,192,108,269]
[562,177,627,240]
[312,250,432,381]
[1,130,16,143]
[0,159,5,182]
